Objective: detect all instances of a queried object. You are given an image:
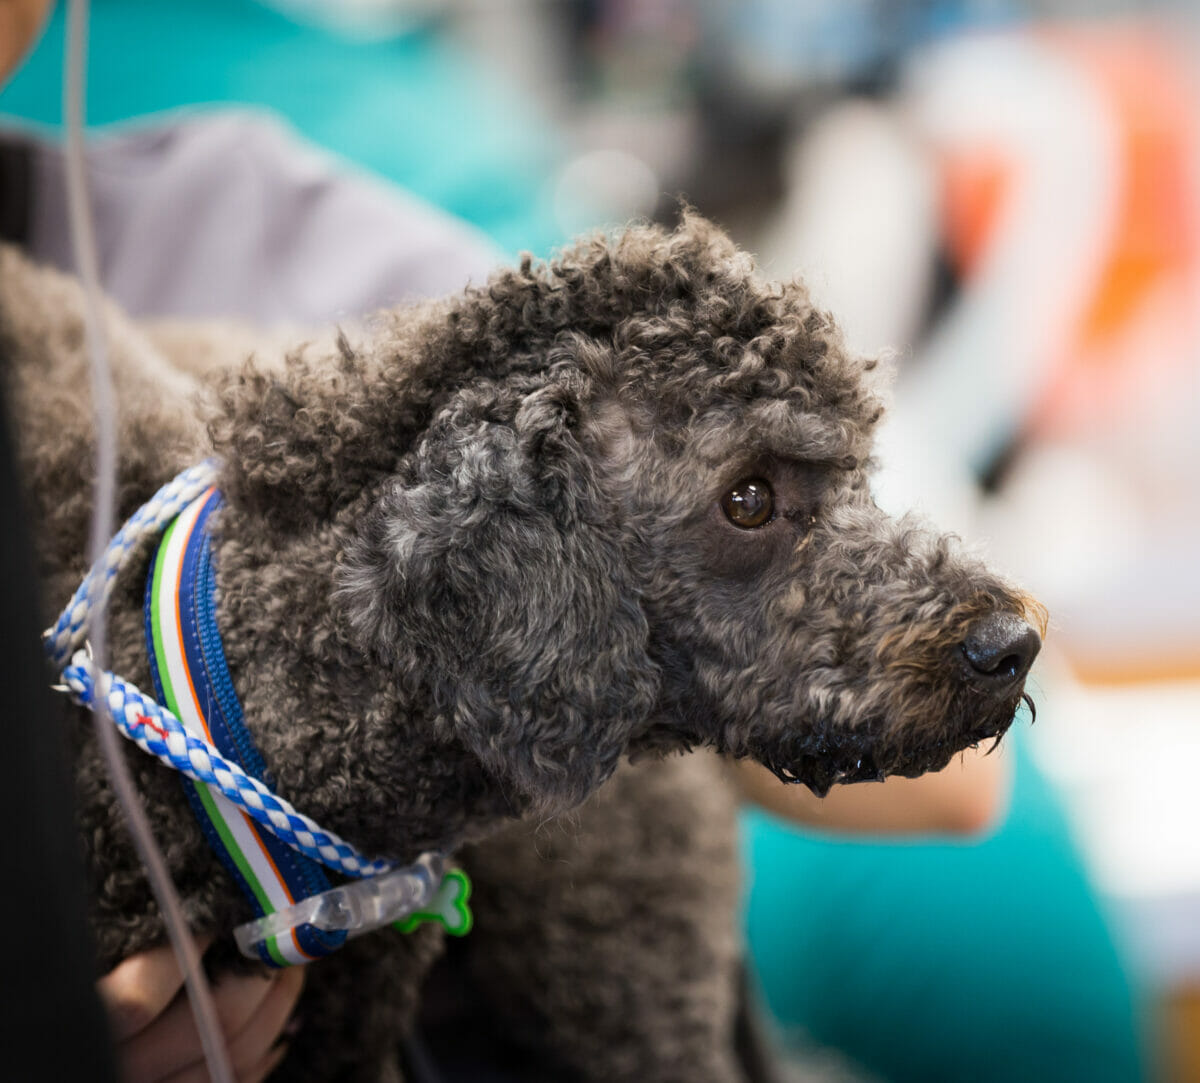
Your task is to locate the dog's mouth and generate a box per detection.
[760,692,1033,798]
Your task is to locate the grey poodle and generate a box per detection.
[0,215,1043,1081]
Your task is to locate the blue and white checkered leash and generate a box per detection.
[48,462,472,963]
[46,461,219,672]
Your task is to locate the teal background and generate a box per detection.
[742,733,1150,1081]
[0,0,564,256]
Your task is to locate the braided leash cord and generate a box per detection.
[47,464,396,881]
[61,651,396,880]
[46,461,220,670]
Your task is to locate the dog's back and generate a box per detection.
[1,246,207,604]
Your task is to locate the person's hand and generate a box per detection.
[97,936,304,1083]
[732,743,1012,836]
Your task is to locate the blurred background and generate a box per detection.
[4,0,1200,1079]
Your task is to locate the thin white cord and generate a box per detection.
[62,2,235,1079]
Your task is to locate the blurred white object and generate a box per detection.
[906,26,1200,678]
[1030,662,1200,984]
[899,31,1119,480]
[871,407,983,542]
[552,148,661,237]
[976,443,1138,601]
[757,98,937,360]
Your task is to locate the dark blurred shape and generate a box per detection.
[0,362,117,1077]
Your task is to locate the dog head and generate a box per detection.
[565,218,1045,796]
[218,215,1041,820]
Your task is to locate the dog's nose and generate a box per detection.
[961,614,1041,687]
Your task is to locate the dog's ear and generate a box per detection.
[336,375,657,814]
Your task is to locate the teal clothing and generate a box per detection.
[0,0,564,257]
[742,733,1149,1082]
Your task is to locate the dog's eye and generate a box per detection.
[721,479,774,529]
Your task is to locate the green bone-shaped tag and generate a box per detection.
[393,869,473,937]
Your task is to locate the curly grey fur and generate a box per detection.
[0,214,1041,1082]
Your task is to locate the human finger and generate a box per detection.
[224,965,305,1075]
[97,935,214,1041]
[119,968,277,1082]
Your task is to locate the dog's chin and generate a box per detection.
[760,692,1031,798]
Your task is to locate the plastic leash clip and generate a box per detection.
[233,852,473,961]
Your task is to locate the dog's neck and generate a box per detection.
[206,488,521,867]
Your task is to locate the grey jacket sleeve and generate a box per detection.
[19,109,503,325]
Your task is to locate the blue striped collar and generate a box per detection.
[142,485,471,966]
